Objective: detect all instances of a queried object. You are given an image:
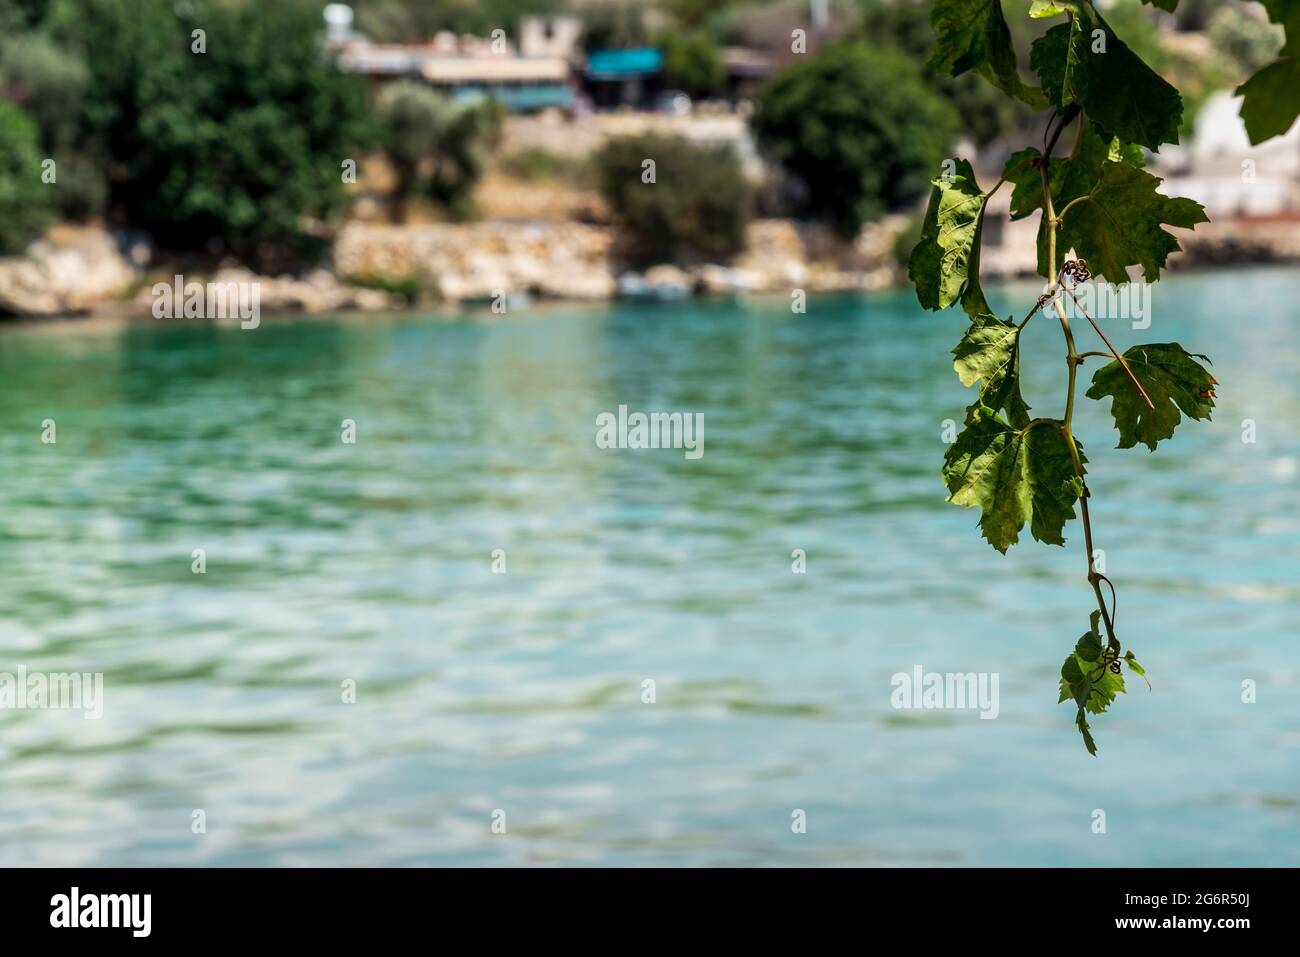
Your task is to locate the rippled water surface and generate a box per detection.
[0,268,1297,866]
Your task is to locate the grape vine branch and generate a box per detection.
[909,0,1297,753]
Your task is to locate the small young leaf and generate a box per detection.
[1060,610,1126,718]
[1075,709,1098,755]
[1075,631,1104,663]
[1083,666,1126,714]
[1063,616,1104,754]
[1125,651,1152,689]
[1086,343,1217,450]
[1060,655,1091,707]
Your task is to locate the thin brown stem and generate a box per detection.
[1061,286,1155,410]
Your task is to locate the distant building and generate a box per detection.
[584,48,665,109]
[324,5,575,113]
[519,15,584,59]
[1158,90,1300,217]
[421,55,574,113]
[325,4,770,115]
[721,47,775,100]
[582,46,774,109]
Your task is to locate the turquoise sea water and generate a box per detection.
[0,268,1296,866]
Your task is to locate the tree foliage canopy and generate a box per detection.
[752,40,958,236]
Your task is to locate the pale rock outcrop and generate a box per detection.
[0,226,147,317]
[335,221,617,302]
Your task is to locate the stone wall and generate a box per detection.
[333,217,909,303]
[333,221,619,301]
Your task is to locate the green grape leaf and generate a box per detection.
[1085,342,1217,450]
[1060,655,1089,707]
[909,159,989,314]
[1003,147,1044,220]
[1055,160,1207,284]
[1031,15,1083,108]
[1031,15,1184,151]
[1238,56,1300,145]
[942,411,1083,553]
[952,313,1020,413]
[1005,126,1175,279]
[1234,1,1298,144]
[1060,613,1125,715]
[928,0,1048,108]
[1004,125,1144,246]
[1075,623,1104,663]
[1029,1,1083,18]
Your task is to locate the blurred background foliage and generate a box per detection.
[0,0,1288,265]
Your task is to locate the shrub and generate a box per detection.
[595,133,750,265]
[376,82,501,222]
[751,40,958,237]
[376,81,446,220]
[0,102,55,255]
[499,148,592,185]
[657,30,725,99]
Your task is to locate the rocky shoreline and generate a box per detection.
[2,214,1297,320]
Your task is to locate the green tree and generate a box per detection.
[376,82,501,222]
[661,0,735,31]
[595,133,750,265]
[0,33,88,152]
[0,0,58,33]
[656,30,726,97]
[751,40,958,236]
[351,0,550,41]
[0,32,106,219]
[377,82,446,222]
[854,0,1030,146]
[579,2,650,52]
[54,0,369,267]
[0,102,55,255]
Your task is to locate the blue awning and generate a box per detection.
[585,48,663,79]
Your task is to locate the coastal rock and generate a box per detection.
[130,266,395,315]
[693,264,758,295]
[736,220,808,291]
[0,226,146,317]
